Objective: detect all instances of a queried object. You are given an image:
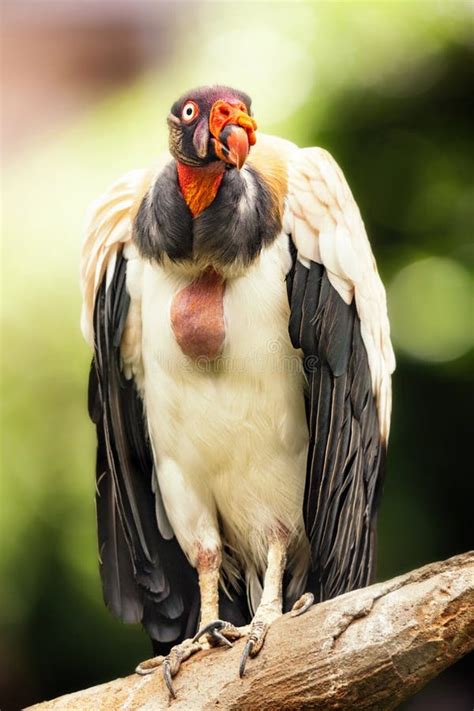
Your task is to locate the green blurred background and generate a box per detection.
[1,1,473,709]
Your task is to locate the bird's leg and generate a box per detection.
[136,544,239,698]
[197,546,220,627]
[192,546,245,646]
[238,534,314,677]
[239,535,287,676]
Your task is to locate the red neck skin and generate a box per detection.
[177,162,225,217]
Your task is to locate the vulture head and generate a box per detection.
[167,86,257,169]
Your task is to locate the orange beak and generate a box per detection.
[209,100,257,169]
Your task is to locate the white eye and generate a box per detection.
[181,101,199,123]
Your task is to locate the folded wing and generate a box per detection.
[285,147,395,600]
[82,167,199,649]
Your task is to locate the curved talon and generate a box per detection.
[193,619,234,647]
[193,618,226,643]
[135,663,156,676]
[291,592,314,617]
[239,638,254,678]
[135,656,164,675]
[162,659,177,699]
[211,629,233,648]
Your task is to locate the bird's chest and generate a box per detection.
[139,234,296,377]
[139,235,307,478]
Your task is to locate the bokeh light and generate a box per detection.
[389,257,473,363]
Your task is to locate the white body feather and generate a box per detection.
[127,234,309,584]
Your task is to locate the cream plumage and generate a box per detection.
[81,85,394,696]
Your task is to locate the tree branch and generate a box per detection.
[28,552,474,710]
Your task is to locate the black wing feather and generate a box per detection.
[288,256,386,601]
[89,250,199,647]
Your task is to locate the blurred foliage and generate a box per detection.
[1,2,473,709]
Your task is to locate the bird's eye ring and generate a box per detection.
[181,101,199,123]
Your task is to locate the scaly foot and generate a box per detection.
[136,638,205,699]
[239,617,271,677]
[135,619,245,699]
[291,591,314,617]
[239,592,315,677]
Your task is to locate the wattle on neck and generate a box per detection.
[177,162,225,217]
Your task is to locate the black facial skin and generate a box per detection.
[134,86,282,269]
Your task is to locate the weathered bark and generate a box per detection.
[28,552,474,711]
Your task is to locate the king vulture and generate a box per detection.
[81,85,395,696]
